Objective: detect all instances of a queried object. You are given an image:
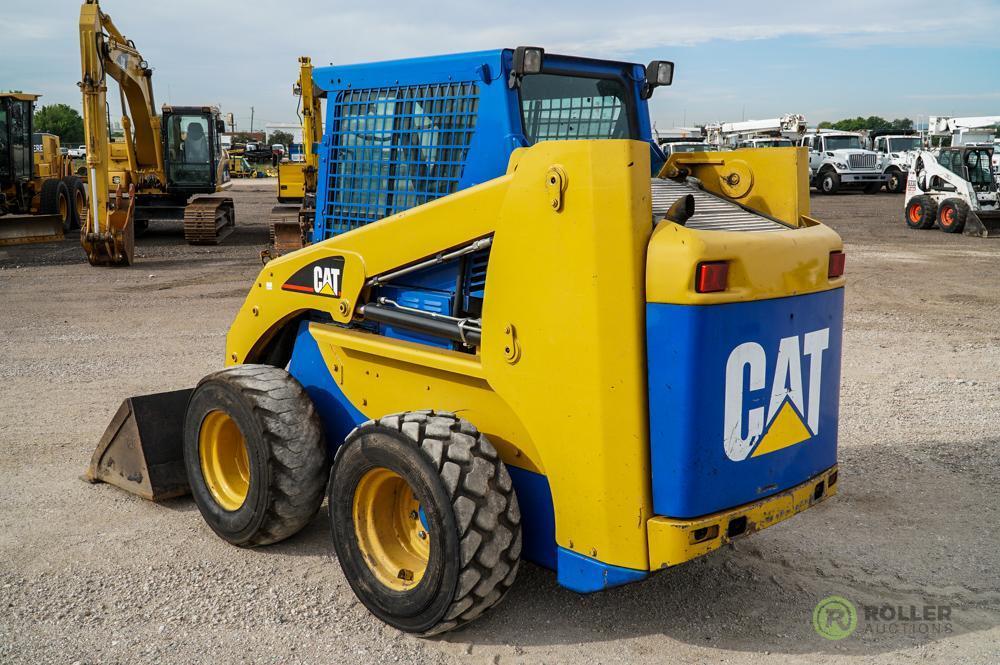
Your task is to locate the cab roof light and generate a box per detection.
[829,251,846,279]
[696,261,729,293]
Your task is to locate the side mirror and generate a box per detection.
[641,60,674,100]
[216,119,226,133]
[508,46,545,88]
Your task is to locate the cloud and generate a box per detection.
[3,0,999,124]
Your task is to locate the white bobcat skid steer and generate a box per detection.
[904,147,1000,237]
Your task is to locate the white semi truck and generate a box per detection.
[800,130,888,195]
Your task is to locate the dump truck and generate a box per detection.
[904,146,1000,236]
[86,47,845,635]
[1,93,86,245]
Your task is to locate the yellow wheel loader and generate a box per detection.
[77,0,235,266]
[0,93,84,246]
[86,48,846,635]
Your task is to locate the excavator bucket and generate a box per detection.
[84,389,192,501]
[0,214,64,246]
[963,210,1000,238]
[82,186,135,266]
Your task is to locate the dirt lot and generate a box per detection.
[1,180,998,664]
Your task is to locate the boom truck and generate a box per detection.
[703,114,807,149]
[928,115,1000,147]
[0,93,85,245]
[78,0,235,266]
[85,47,846,635]
[268,56,324,257]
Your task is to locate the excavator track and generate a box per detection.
[183,196,235,245]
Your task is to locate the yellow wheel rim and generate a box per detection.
[58,194,69,224]
[353,468,430,591]
[198,410,251,511]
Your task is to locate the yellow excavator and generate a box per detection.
[267,56,323,258]
[78,0,235,266]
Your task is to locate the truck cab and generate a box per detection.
[801,130,887,194]
[659,140,715,156]
[736,137,793,148]
[870,130,922,193]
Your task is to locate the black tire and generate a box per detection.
[937,198,969,234]
[864,182,882,194]
[818,169,840,195]
[63,176,88,230]
[329,411,521,636]
[183,364,327,547]
[39,179,72,232]
[886,169,905,194]
[904,195,936,230]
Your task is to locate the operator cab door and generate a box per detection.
[2,98,33,185]
[163,111,218,193]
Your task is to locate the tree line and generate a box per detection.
[817,116,914,132]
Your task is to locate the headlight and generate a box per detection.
[835,162,848,169]
[890,153,900,158]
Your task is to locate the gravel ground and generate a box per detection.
[1,180,998,664]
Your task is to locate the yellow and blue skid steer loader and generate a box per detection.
[85,47,846,635]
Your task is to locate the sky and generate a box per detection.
[4,0,1000,131]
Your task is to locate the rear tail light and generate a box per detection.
[695,261,729,293]
[828,251,846,279]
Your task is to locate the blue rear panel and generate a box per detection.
[647,289,844,518]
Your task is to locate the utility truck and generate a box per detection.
[800,130,887,195]
[703,114,806,149]
[929,116,1000,147]
[869,129,922,193]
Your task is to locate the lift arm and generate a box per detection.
[78,0,166,265]
[296,56,324,192]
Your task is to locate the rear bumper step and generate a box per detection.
[647,466,838,570]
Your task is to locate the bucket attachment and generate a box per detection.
[963,211,1000,238]
[84,389,193,501]
[0,213,64,246]
[82,185,135,266]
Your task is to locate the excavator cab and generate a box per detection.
[161,106,230,195]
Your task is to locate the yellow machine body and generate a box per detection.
[0,93,69,245]
[223,140,844,589]
[277,162,306,201]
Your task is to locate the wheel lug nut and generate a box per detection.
[418,530,427,540]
